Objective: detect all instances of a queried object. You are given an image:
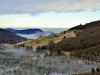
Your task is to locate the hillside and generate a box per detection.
[0,28,27,43]
[2,21,100,75]
[14,30,76,49]
[47,21,100,62]
[15,20,100,52]
[52,26,100,52]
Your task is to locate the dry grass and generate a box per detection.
[15,30,76,49]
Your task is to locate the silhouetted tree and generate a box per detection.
[96,67,100,72]
[91,68,95,73]
[64,36,66,39]
[57,48,61,54]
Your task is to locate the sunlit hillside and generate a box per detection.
[15,30,76,49]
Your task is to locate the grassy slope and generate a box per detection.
[15,30,76,48]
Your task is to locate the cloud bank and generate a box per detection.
[17,32,53,39]
[17,32,45,39]
[16,28,68,39]
[0,0,100,15]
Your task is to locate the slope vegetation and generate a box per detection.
[15,30,76,49]
[48,21,100,62]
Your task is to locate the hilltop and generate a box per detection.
[68,20,100,31]
[0,28,27,44]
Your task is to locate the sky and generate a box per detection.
[0,0,100,28]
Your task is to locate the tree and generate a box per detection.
[22,44,25,47]
[63,31,66,34]
[36,46,41,51]
[57,48,61,54]
[96,67,100,72]
[49,40,55,50]
[64,36,66,39]
[91,67,95,73]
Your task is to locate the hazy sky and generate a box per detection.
[0,0,100,28]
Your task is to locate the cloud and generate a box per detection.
[41,28,68,33]
[17,32,53,39]
[17,32,45,39]
[2,44,33,57]
[0,0,100,15]
[15,28,68,39]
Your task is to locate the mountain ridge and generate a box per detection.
[6,28,56,39]
[6,28,44,34]
[68,20,100,31]
[0,28,27,44]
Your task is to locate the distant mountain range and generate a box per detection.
[5,28,56,39]
[0,28,27,43]
[6,28,44,34]
[0,28,57,43]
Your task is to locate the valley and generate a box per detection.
[0,20,100,75]
[0,44,99,75]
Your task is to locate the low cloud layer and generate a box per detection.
[16,28,68,39]
[17,32,45,39]
[2,44,33,57]
[0,0,100,15]
[17,32,54,39]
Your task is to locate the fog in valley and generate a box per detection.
[2,44,33,57]
[0,44,100,75]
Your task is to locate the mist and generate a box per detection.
[0,44,100,75]
[2,44,33,57]
[17,31,55,39]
